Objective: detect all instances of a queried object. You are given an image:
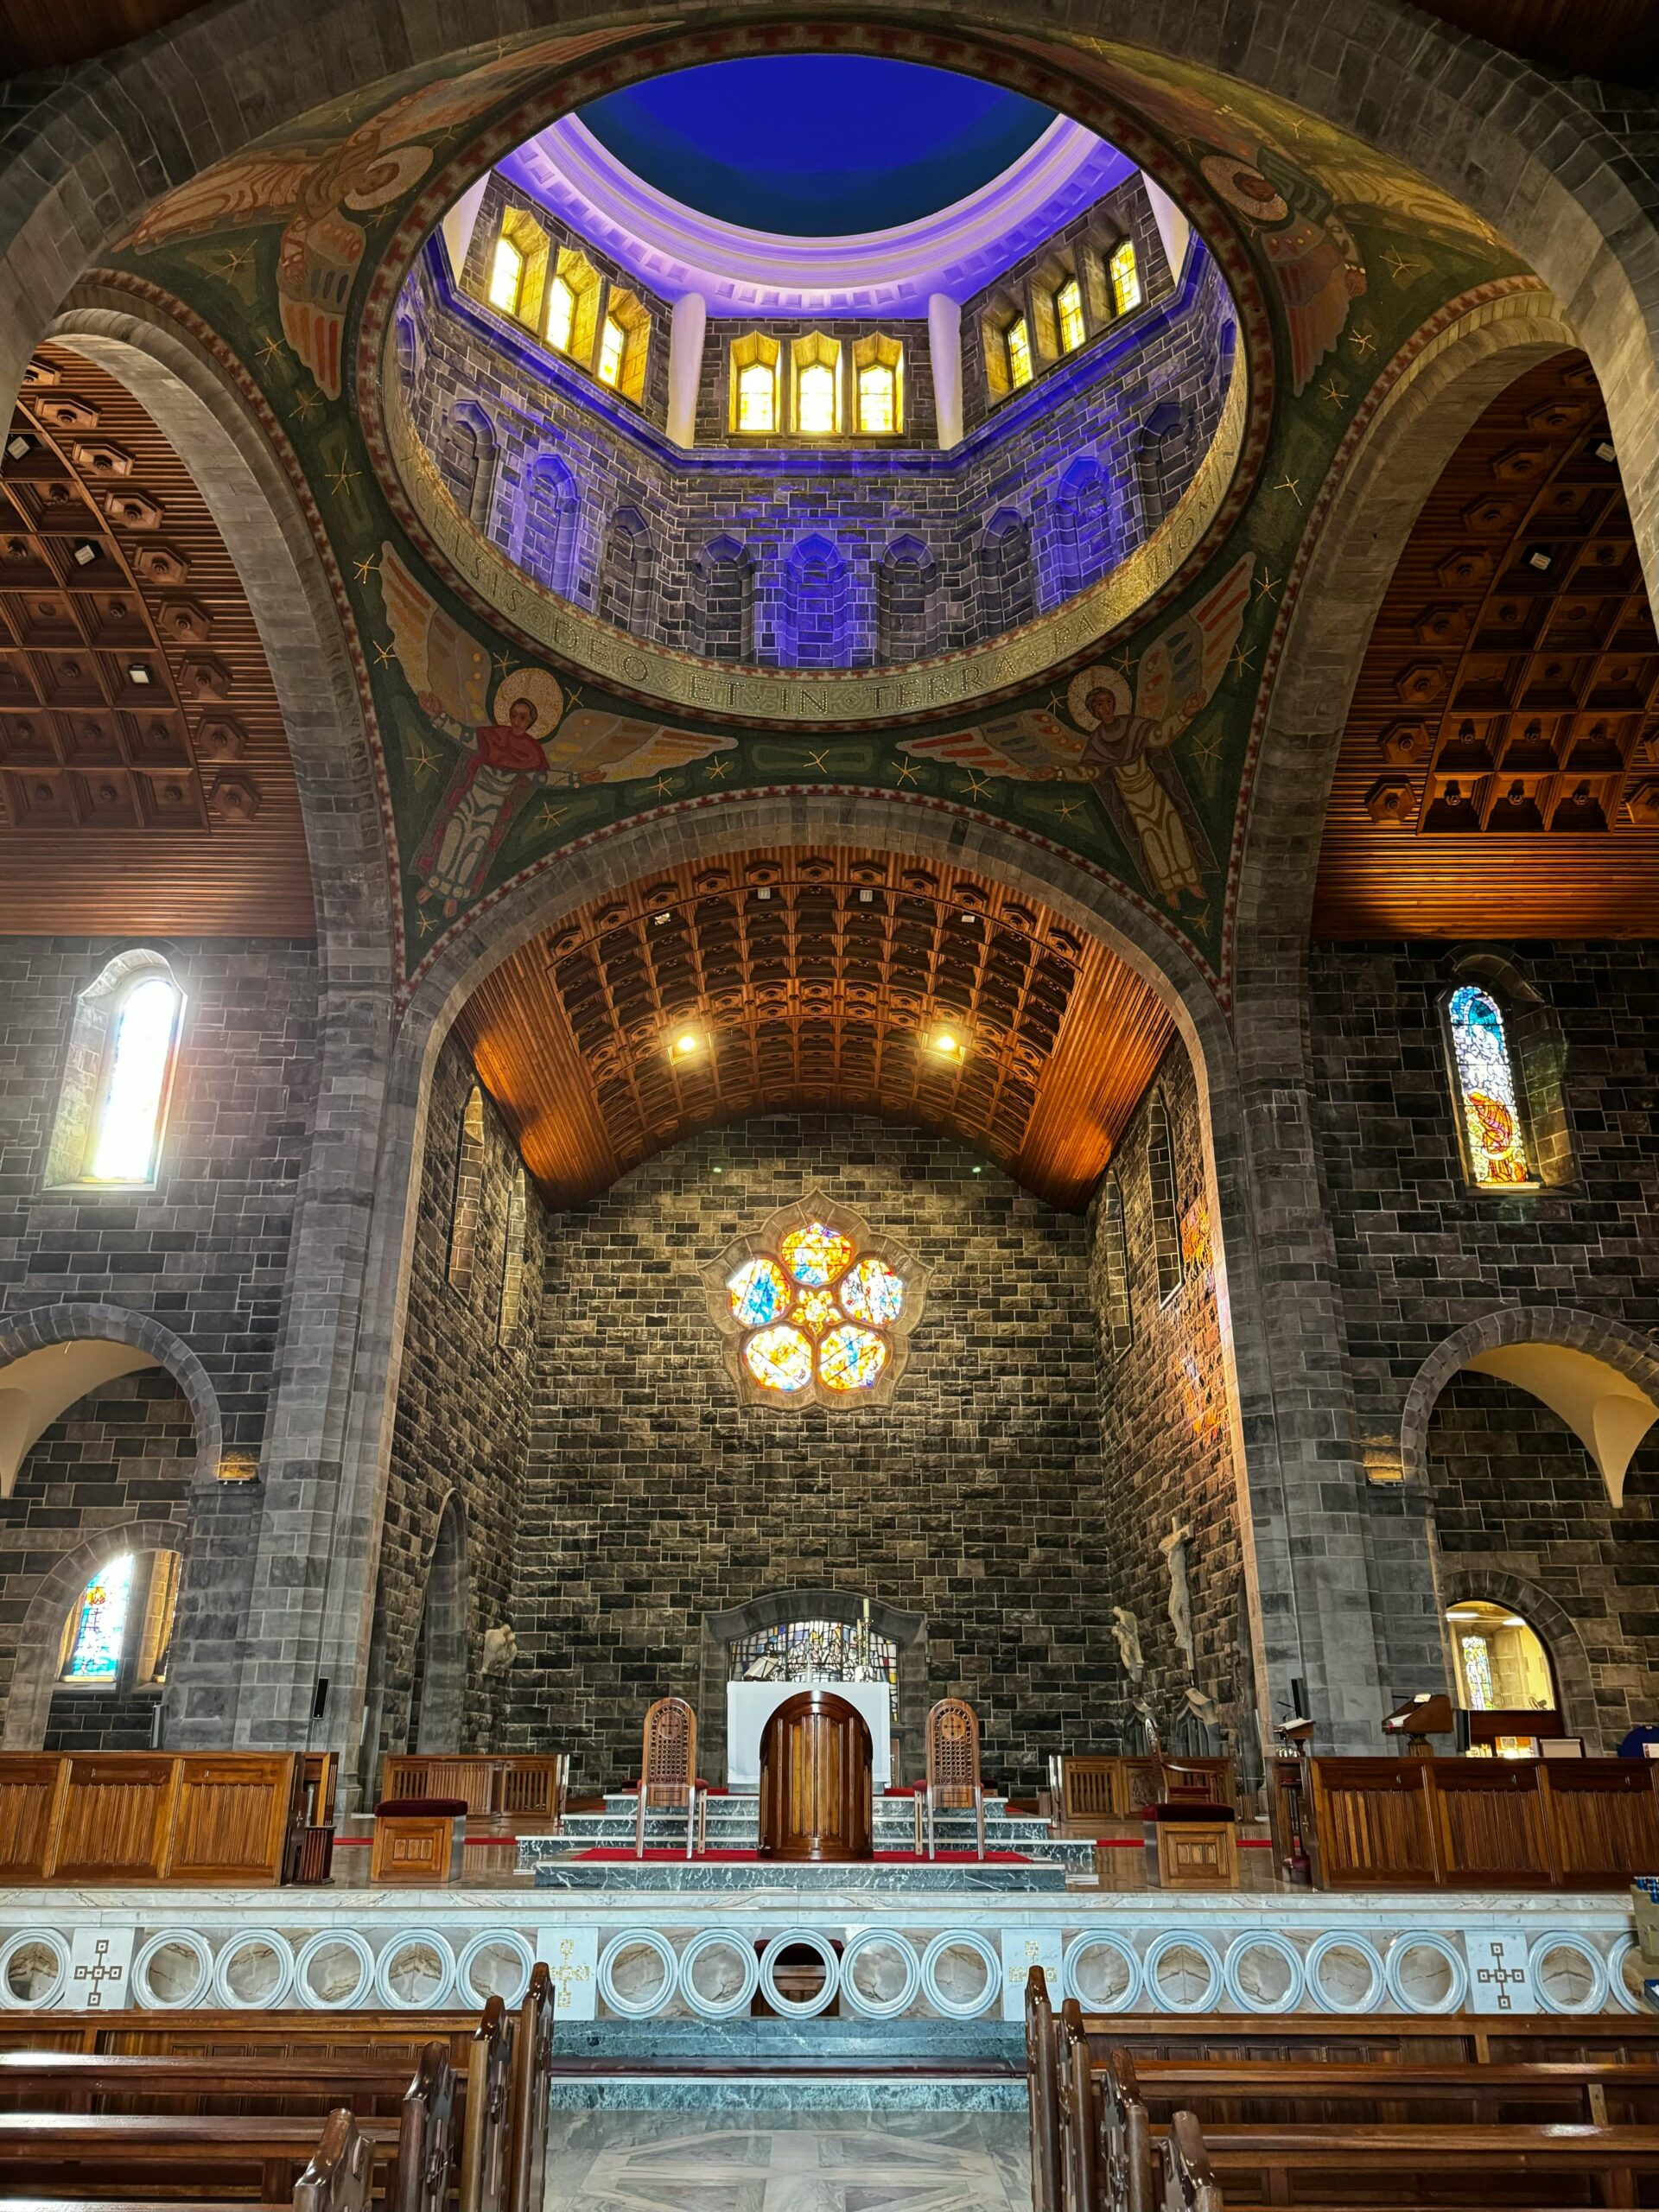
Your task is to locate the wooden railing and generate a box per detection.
[379,1755,567,1822]
[1298,1754,1659,1888]
[0,1752,306,1885]
[1058,1756,1236,1830]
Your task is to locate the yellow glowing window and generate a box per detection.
[546,275,575,353]
[737,360,776,432]
[487,236,524,316]
[798,359,838,435]
[1057,277,1085,353]
[1109,239,1141,316]
[597,315,626,388]
[1006,318,1033,389]
[857,362,896,434]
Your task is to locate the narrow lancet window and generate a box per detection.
[1006,318,1033,389]
[1446,983,1532,1187]
[1056,277,1085,353]
[1109,238,1141,316]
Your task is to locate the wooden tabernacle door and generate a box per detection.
[758,1690,874,1862]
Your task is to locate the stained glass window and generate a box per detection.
[719,1212,912,1404]
[1109,239,1141,316]
[857,362,896,435]
[1446,984,1531,1187]
[798,360,838,436]
[729,1618,899,1716]
[60,1555,135,1681]
[1056,276,1085,353]
[545,275,575,354]
[88,974,181,1184]
[737,359,776,433]
[488,236,524,316]
[597,315,626,388]
[1459,1634,1495,1710]
[780,1223,855,1287]
[1006,317,1033,389]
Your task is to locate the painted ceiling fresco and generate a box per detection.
[92,21,1531,1004]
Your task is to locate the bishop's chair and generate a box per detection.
[916,1696,988,1860]
[635,1694,705,1859]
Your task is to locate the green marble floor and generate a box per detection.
[544,2107,1032,2212]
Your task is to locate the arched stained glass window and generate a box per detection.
[448,1086,487,1294]
[1006,317,1033,389]
[798,359,838,436]
[487,237,524,316]
[545,274,575,354]
[88,975,182,1183]
[737,360,776,433]
[1109,238,1141,316]
[596,315,626,388]
[857,362,896,435]
[1446,984,1532,1188]
[60,1555,134,1681]
[1056,276,1086,353]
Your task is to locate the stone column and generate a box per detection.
[927,294,963,451]
[667,291,708,450]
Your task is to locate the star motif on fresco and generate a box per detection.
[327,464,360,494]
[1274,474,1303,506]
[1349,327,1377,357]
[1230,643,1255,678]
[963,771,993,799]
[1382,247,1424,283]
[1320,376,1348,407]
[804,750,830,772]
[1255,568,1281,601]
[894,761,921,785]
[353,554,379,582]
[704,755,733,780]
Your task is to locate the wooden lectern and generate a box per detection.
[757,1689,874,1861]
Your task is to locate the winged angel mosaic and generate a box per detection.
[378,549,734,915]
[899,555,1251,913]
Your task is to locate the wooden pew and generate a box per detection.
[505,1965,554,2212]
[1159,2112,1220,2212]
[1028,1967,1063,2212]
[0,2042,452,2210]
[0,1754,309,1886]
[1159,2117,1659,2207]
[1114,2051,1659,2127]
[0,2109,373,2212]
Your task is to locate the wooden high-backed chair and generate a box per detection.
[916,1696,987,1860]
[635,1695,704,1859]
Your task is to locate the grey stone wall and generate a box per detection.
[507,1114,1117,1792]
[1309,938,1659,1741]
[399,199,1233,666]
[1088,1044,1249,1758]
[372,1036,547,1776]
[0,938,318,1740]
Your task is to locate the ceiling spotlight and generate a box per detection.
[5,434,32,461]
[70,539,99,567]
[858,887,874,903]
[971,1165,983,1175]
[126,662,152,686]
[931,1029,966,1061]
[653,909,673,925]
[1523,544,1554,573]
[1592,438,1616,463]
[670,1029,702,1059]
[754,885,772,901]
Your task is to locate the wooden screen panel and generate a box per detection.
[381,1756,496,1815]
[1306,1758,1439,1888]
[1542,1761,1659,1884]
[163,1754,298,1884]
[51,1755,175,1881]
[0,1759,68,1880]
[1060,1757,1120,1828]
[1429,1759,1554,1885]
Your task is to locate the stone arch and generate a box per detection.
[779,532,854,668]
[444,398,499,532]
[517,453,580,600]
[976,506,1035,633]
[597,503,655,633]
[0,1302,223,1494]
[318,794,1266,1781]
[1433,1562,1597,1743]
[409,1491,469,1754]
[699,1586,928,1783]
[1401,1306,1659,1509]
[3,1516,188,1750]
[1046,452,1120,602]
[874,532,940,664]
[690,533,753,662]
[1441,947,1576,1189]
[44,295,395,1752]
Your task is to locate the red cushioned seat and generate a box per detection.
[1142,1801,1236,1824]
[374,1796,469,1819]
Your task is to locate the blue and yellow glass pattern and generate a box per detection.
[743,1323,815,1392]
[62,1554,135,1681]
[839,1256,905,1326]
[779,1222,855,1287]
[728,1255,792,1326]
[1447,984,1530,1187]
[819,1324,888,1392]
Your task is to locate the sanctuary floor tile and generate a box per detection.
[543,2107,1031,2212]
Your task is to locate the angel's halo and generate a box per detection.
[493,665,565,736]
[1067,664,1131,731]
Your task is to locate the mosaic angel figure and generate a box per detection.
[379,548,734,913]
[899,554,1251,912]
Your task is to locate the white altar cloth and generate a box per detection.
[726,1678,893,1789]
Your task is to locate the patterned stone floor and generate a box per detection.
[544,2107,1032,2212]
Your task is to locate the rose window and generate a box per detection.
[702,1197,927,1410]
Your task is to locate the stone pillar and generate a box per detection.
[667,292,707,450]
[927,293,963,451]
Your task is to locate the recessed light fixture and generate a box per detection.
[1593,438,1616,463]
[71,539,99,567]
[5,434,32,461]
[670,1029,701,1058]
[754,886,772,900]
[858,887,874,903]
[971,1165,983,1175]
[653,909,672,925]
[126,663,151,686]
[931,1029,966,1061]
[711,1164,724,1175]
[1523,544,1554,572]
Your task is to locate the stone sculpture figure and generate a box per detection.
[480,1623,517,1675]
[1111,1605,1146,1683]
[1160,1520,1197,1671]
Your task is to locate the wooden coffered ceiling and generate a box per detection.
[0,346,313,936]
[454,847,1175,1211]
[1313,352,1659,939]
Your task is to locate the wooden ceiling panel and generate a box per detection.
[0,346,315,936]
[1313,353,1659,939]
[454,846,1174,1211]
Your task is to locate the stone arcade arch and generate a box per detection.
[409,1492,470,1756]
[0,1305,222,1749]
[43,296,396,1751]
